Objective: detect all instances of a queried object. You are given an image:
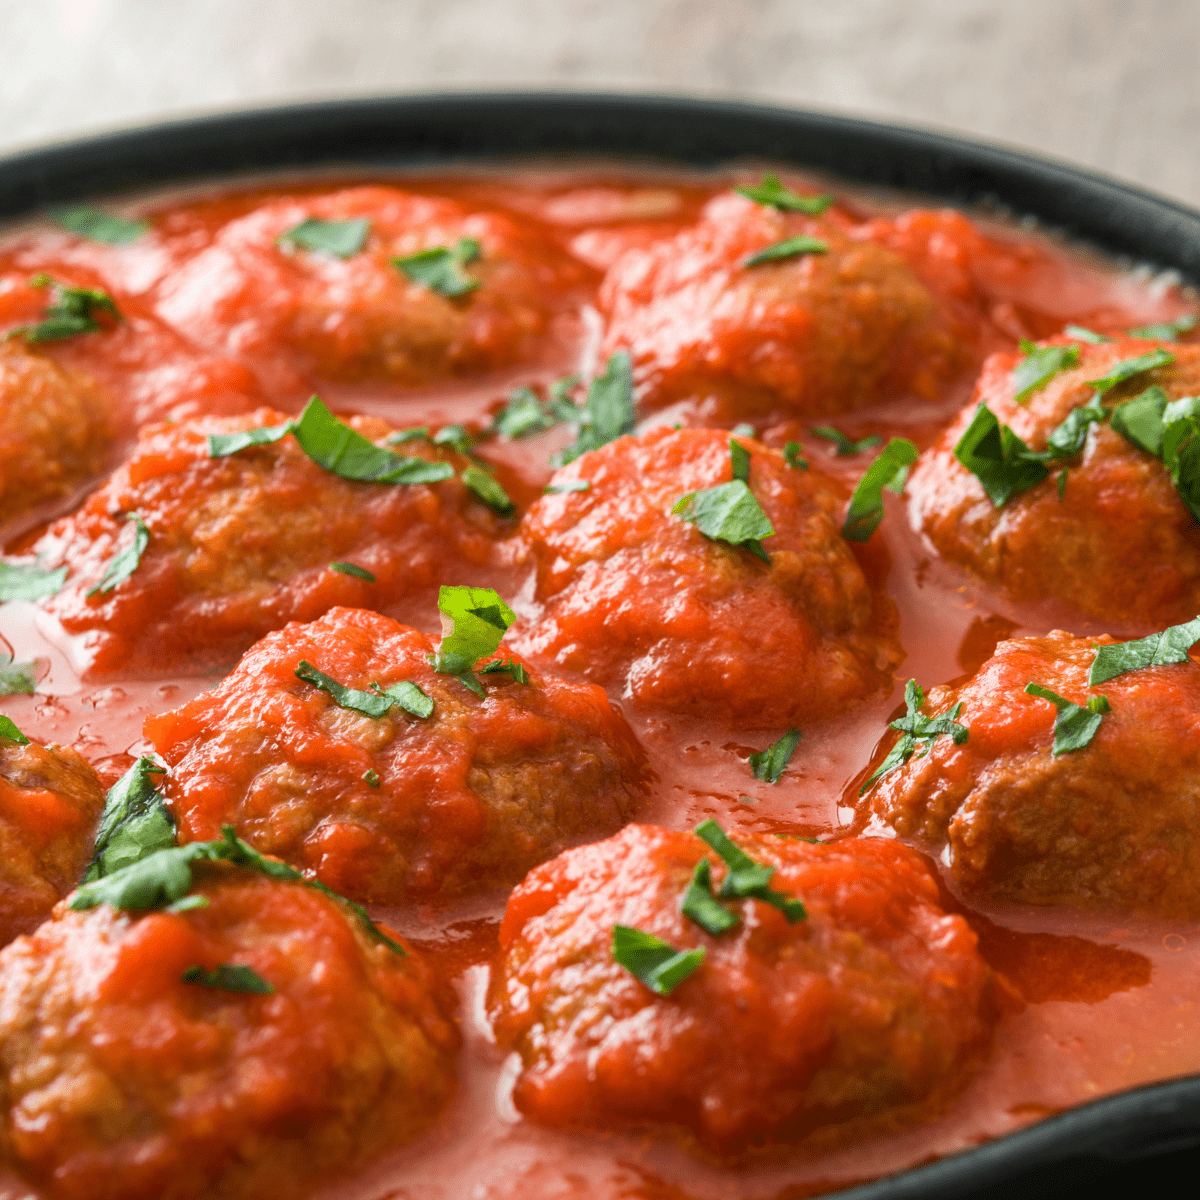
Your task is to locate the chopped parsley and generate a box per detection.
[276,216,370,258]
[0,561,67,602]
[363,768,381,788]
[295,660,396,718]
[611,925,704,996]
[748,728,801,783]
[0,716,29,745]
[52,206,148,244]
[842,437,918,542]
[1024,683,1109,755]
[953,404,1049,507]
[693,820,806,922]
[492,376,581,439]
[12,275,121,342]
[1127,314,1197,341]
[206,421,294,457]
[462,465,515,515]
[393,237,481,297]
[1086,347,1175,396]
[783,441,808,470]
[1088,616,1200,685]
[329,561,376,582]
[544,479,590,494]
[430,585,515,697]
[860,679,968,794]
[478,657,530,685]
[82,756,173,882]
[1110,385,1169,456]
[87,514,149,597]
[1064,324,1111,345]
[181,963,275,995]
[729,438,752,483]
[811,426,882,456]
[1011,341,1080,403]
[0,656,35,696]
[743,235,828,267]
[1044,392,1108,458]
[672,481,774,563]
[370,680,435,718]
[553,352,636,466]
[681,858,739,936]
[735,175,833,215]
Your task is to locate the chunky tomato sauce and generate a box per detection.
[0,163,1197,1200]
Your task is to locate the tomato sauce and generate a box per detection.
[0,164,1197,1200]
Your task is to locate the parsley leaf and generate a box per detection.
[1064,324,1111,345]
[370,680,435,718]
[13,275,121,342]
[693,820,806,922]
[478,658,530,685]
[493,376,581,439]
[1045,392,1108,457]
[1011,341,1080,403]
[860,679,968,793]
[681,858,739,936]
[672,481,774,562]
[363,768,381,788]
[1088,616,1200,685]
[735,175,833,215]
[0,657,35,696]
[729,438,751,483]
[0,716,29,745]
[611,925,704,996]
[1024,682,1110,755]
[842,437,918,542]
[554,352,636,466]
[181,963,275,994]
[783,441,808,470]
[0,561,67,602]
[1110,385,1169,456]
[462,465,515,515]
[748,728,801,783]
[52,206,148,244]
[87,514,149,597]
[1162,400,1200,522]
[431,585,516,694]
[82,756,173,883]
[295,660,394,718]
[1086,348,1175,395]
[277,216,369,258]
[393,237,481,297]
[1127,314,1197,341]
[953,404,1048,508]
[743,235,828,267]
[206,421,294,457]
[329,561,375,582]
[811,426,882,457]
[544,479,589,494]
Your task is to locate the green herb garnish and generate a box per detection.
[462,465,515,515]
[0,561,67,603]
[611,925,705,996]
[672,481,774,562]
[1064,324,1111,344]
[0,716,29,745]
[681,858,740,936]
[277,216,370,259]
[393,237,481,297]
[1110,385,1169,456]
[1088,616,1200,685]
[295,660,395,718]
[1127,314,1197,341]
[369,680,435,718]
[87,513,149,597]
[492,376,582,440]
[693,819,806,922]
[329,562,376,582]
[842,437,918,542]
[1011,341,1081,403]
[735,175,832,215]
[363,768,381,788]
[743,235,828,267]
[553,352,636,466]
[811,426,882,456]
[1044,392,1108,458]
[82,756,173,883]
[783,441,808,470]
[544,479,590,494]
[1024,683,1110,755]
[52,206,148,244]
[0,657,35,696]
[748,728,801,783]
[430,585,516,697]
[12,275,121,342]
[953,404,1048,507]
[181,963,275,994]
[478,658,530,685]
[860,679,968,794]
[1086,348,1175,395]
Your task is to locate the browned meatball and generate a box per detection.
[859,628,1200,916]
[909,338,1200,630]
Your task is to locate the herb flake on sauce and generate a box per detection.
[611,925,705,996]
[1088,616,1200,685]
[1024,683,1110,755]
[51,206,148,244]
[842,437,918,541]
[393,237,482,297]
[277,216,370,258]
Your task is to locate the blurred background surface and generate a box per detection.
[4,0,1198,207]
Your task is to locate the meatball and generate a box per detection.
[151,185,591,393]
[859,629,1200,916]
[511,426,901,725]
[24,407,508,674]
[0,342,112,525]
[0,738,105,948]
[0,866,458,1200]
[598,191,972,420]
[909,338,1200,629]
[488,823,998,1154]
[144,607,648,903]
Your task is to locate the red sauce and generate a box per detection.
[0,164,1197,1200]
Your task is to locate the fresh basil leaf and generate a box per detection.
[811,426,882,456]
[431,585,515,685]
[729,438,751,483]
[544,479,590,494]
[842,437,919,541]
[1045,392,1107,458]
[393,236,481,297]
[363,768,381,788]
[860,679,968,793]
[493,388,548,439]
[386,426,430,445]
[295,660,393,718]
[1086,348,1175,395]
[743,235,828,267]
[953,404,1048,508]
[478,657,530,685]
[1064,324,1111,345]
[82,756,173,883]
[672,480,774,563]
[1162,406,1200,522]
[0,657,35,696]
[207,421,294,457]
[783,441,808,470]
[681,858,739,936]
[1011,341,1081,403]
[1110,385,1169,456]
[15,276,121,342]
[1088,616,1200,685]
[735,175,832,215]
[0,561,67,603]
[1024,682,1109,755]
[370,680,435,718]
[554,352,636,466]
[181,963,275,994]
[0,715,29,745]
[52,206,148,245]
[694,819,806,922]
[432,424,476,457]
[748,727,801,783]
[729,422,757,439]
[87,513,149,597]
[277,216,369,259]
[329,561,375,582]
[1127,314,1197,341]
[611,924,705,996]
[462,465,515,515]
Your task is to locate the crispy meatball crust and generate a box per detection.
[511,427,901,725]
[0,343,112,525]
[488,824,998,1155]
[144,607,648,903]
[152,185,591,389]
[0,869,458,1200]
[860,629,1200,916]
[909,338,1200,629]
[598,191,971,420]
[24,408,507,675]
[0,740,105,948]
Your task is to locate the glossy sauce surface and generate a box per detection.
[0,165,1197,1200]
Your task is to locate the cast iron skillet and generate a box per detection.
[1,93,1198,1199]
